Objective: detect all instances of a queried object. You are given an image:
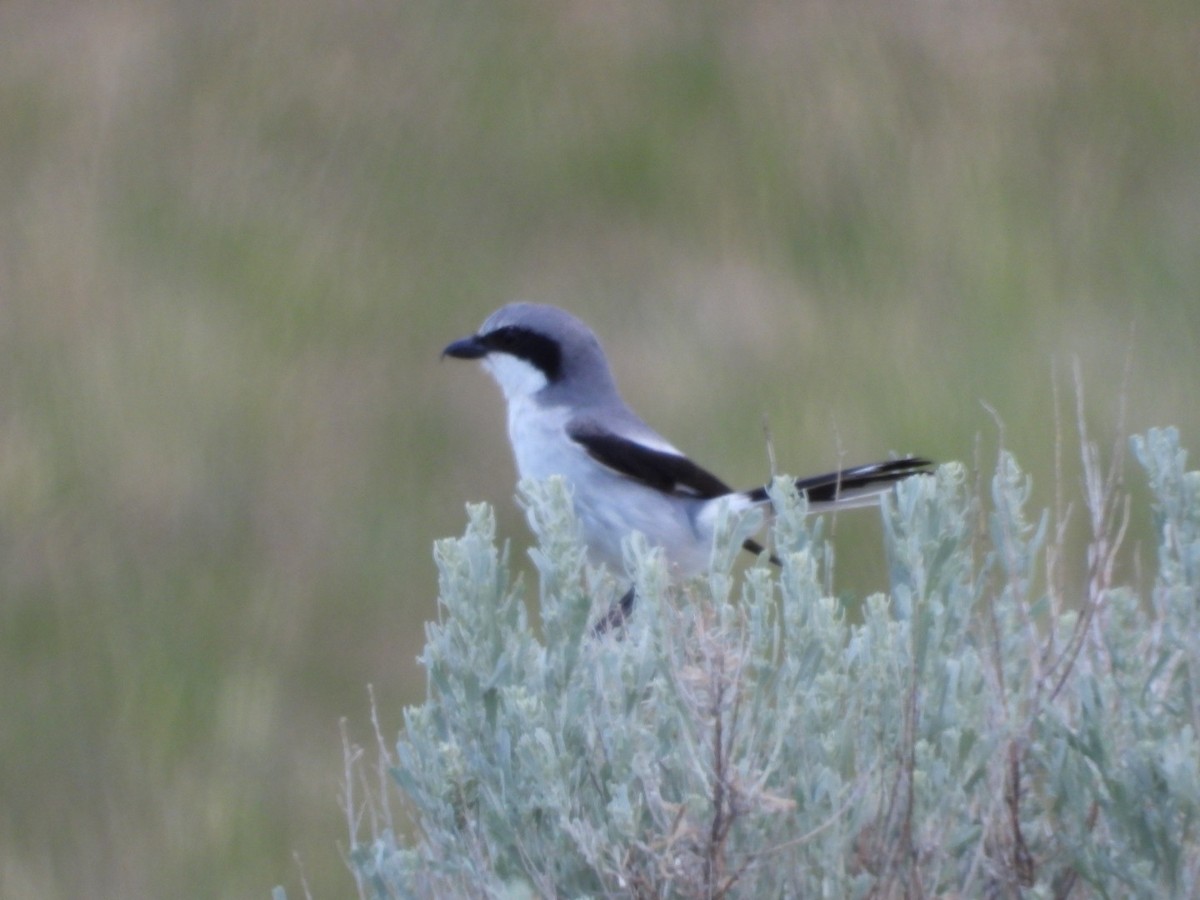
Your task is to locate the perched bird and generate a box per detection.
[443,302,931,629]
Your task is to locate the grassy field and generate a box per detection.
[0,1,1197,897]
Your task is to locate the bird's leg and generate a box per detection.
[592,585,636,636]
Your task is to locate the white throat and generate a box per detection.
[482,353,549,402]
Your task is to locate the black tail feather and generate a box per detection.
[595,458,934,634]
[744,456,934,505]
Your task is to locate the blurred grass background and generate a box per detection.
[0,0,1197,897]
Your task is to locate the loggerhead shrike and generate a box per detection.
[443,302,931,629]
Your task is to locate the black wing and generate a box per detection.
[568,420,775,563]
[567,420,732,499]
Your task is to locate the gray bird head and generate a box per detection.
[443,303,620,405]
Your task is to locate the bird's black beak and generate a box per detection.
[442,335,488,360]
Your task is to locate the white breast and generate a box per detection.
[504,397,716,577]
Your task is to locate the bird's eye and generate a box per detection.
[481,325,561,379]
[488,327,523,350]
